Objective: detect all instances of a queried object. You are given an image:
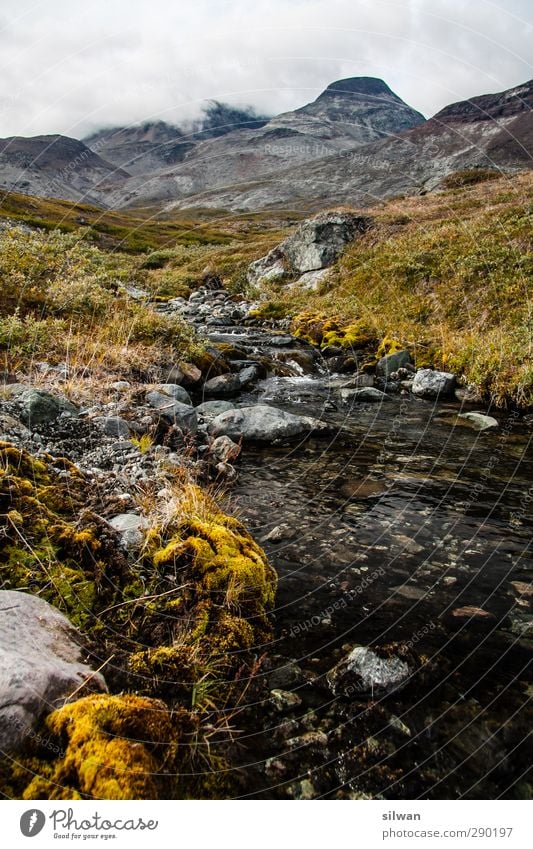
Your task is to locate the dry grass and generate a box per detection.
[257,171,533,407]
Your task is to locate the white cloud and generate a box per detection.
[0,0,531,137]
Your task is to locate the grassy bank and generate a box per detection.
[255,171,533,407]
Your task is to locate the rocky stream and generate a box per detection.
[155,284,533,799]
[1,264,532,801]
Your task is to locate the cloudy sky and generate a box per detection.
[0,0,531,138]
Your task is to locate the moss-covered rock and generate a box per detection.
[19,694,176,800]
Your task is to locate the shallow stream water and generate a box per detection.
[203,329,532,799]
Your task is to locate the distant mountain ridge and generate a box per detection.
[0,77,531,212]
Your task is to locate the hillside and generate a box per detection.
[0,169,531,407]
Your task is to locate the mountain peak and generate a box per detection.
[320,77,395,98]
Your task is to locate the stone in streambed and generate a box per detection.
[154,384,192,405]
[458,412,499,431]
[0,590,107,753]
[209,435,241,463]
[340,387,393,403]
[209,404,330,443]
[376,350,412,378]
[202,373,242,398]
[412,368,456,400]
[14,388,79,427]
[94,415,131,438]
[196,400,235,419]
[327,645,412,698]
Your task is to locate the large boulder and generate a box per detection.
[282,212,371,273]
[209,404,330,443]
[0,591,107,752]
[412,368,456,400]
[247,212,371,283]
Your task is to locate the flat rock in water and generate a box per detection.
[340,387,392,403]
[209,404,330,443]
[458,412,499,431]
[0,591,107,752]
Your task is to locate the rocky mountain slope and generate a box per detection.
[0,134,126,205]
[98,77,425,209]
[0,77,531,211]
[173,78,533,211]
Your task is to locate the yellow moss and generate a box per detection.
[23,694,175,800]
[322,321,373,350]
[376,335,404,357]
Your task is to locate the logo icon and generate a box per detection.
[20,810,46,837]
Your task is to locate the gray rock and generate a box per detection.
[340,387,393,403]
[209,404,330,443]
[248,213,370,283]
[261,523,297,543]
[108,513,148,551]
[164,361,202,387]
[290,268,330,291]
[455,385,484,404]
[412,368,456,400]
[327,646,412,698]
[376,350,412,378]
[0,591,107,752]
[281,212,370,273]
[108,513,147,533]
[341,373,374,389]
[247,251,287,286]
[202,373,242,398]
[94,415,131,438]
[238,365,261,388]
[18,389,79,427]
[155,384,192,406]
[196,400,235,419]
[145,391,198,433]
[209,435,241,463]
[458,412,499,431]
[268,661,306,690]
